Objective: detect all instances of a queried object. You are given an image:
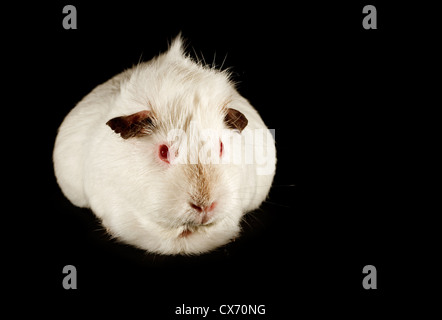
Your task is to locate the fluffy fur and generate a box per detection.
[53,36,276,255]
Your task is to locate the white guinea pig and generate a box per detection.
[53,36,276,255]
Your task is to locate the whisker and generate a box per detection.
[137,51,144,66]
[212,51,216,69]
[200,50,207,65]
[220,52,228,71]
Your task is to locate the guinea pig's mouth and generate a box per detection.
[179,222,215,238]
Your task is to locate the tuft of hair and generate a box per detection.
[166,33,232,80]
[167,33,186,58]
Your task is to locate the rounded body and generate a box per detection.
[53,38,276,255]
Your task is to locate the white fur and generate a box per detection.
[53,36,276,255]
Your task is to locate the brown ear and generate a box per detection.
[224,108,248,133]
[106,110,155,139]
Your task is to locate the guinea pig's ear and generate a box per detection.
[106,110,155,139]
[224,108,248,133]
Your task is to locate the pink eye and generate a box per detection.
[159,144,169,163]
[220,140,223,157]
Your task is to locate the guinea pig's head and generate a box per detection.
[104,37,250,255]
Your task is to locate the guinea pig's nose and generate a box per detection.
[189,202,216,213]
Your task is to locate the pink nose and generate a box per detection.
[190,202,216,225]
[190,202,216,213]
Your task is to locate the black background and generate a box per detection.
[6,1,438,318]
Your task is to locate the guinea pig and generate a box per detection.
[53,36,276,255]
